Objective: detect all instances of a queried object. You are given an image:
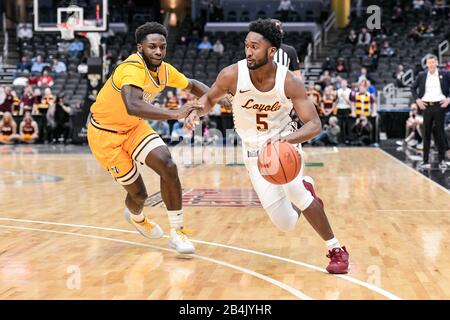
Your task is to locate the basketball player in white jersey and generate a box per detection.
[185,19,349,274]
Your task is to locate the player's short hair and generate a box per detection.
[135,22,168,44]
[425,54,438,62]
[248,19,282,49]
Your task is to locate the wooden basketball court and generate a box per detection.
[1,146,449,300]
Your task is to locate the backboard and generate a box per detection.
[33,0,108,32]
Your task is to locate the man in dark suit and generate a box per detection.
[411,54,450,170]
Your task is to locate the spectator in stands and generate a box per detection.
[350,115,373,146]
[278,0,295,21]
[198,36,213,51]
[170,119,190,144]
[357,28,371,45]
[0,86,13,113]
[306,81,323,117]
[312,116,341,146]
[0,112,20,144]
[53,94,72,144]
[188,29,200,43]
[68,38,85,58]
[380,41,396,57]
[346,29,358,45]
[164,90,179,133]
[32,88,42,115]
[318,70,332,89]
[358,67,370,84]
[336,79,352,143]
[28,73,39,86]
[423,23,435,37]
[16,57,31,74]
[17,24,33,40]
[18,111,39,144]
[367,41,378,58]
[394,64,405,87]
[351,81,377,119]
[20,86,34,115]
[58,41,70,55]
[213,39,224,55]
[330,72,342,89]
[321,85,337,125]
[321,57,334,72]
[408,26,421,42]
[335,58,347,73]
[396,103,423,148]
[392,4,403,23]
[52,58,67,73]
[151,119,171,142]
[149,102,170,141]
[417,20,426,35]
[78,58,89,75]
[38,70,54,87]
[31,55,47,74]
[38,88,56,115]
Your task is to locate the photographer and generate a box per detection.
[350,115,373,146]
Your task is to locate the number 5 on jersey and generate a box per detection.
[256,113,268,131]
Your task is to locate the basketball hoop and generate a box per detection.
[57,6,83,41]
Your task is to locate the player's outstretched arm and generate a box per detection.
[121,85,201,120]
[184,79,210,98]
[283,72,322,144]
[185,64,237,130]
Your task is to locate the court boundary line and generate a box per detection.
[377,148,450,195]
[0,224,311,300]
[0,217,401,300]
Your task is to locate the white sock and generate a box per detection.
[326,237,341,250]
[126,207,145,223]
[167,210,183,230]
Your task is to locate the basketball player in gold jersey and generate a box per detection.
[88,22,221,254]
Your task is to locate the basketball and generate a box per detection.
[257,140,302,185]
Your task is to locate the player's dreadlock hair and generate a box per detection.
[248,19,282,49]
[135,22,168,44]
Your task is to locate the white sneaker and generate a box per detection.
[416,143,423,151]
[169,228,196,254]
[124,209,164,239]
[395,140,404,146]
[407,139,418,147]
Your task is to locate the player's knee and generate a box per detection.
[161,158,179,181]
[265,202,298,232]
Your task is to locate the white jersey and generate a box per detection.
[232,59,294,149]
